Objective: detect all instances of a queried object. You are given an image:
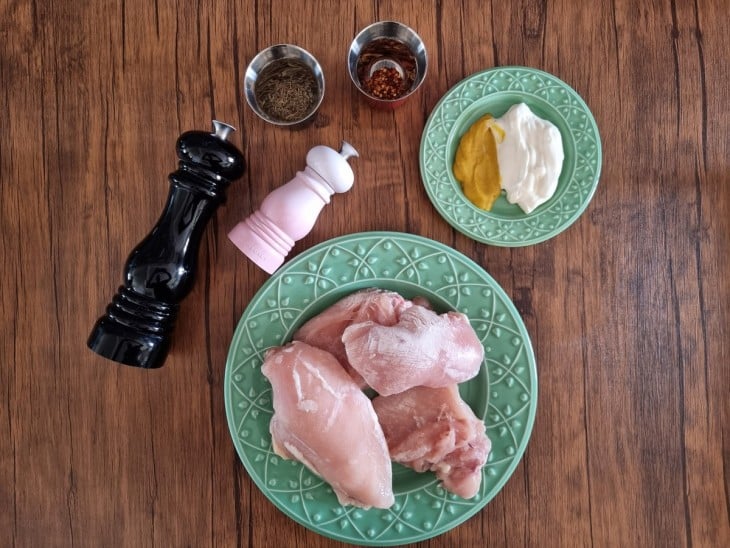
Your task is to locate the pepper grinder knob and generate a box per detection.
[228,141,358,274]
[87,120,246,368]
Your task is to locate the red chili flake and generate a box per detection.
[366,67,405,100]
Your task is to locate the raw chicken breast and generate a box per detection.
[293,288,412,386]
[261,341,394,509]
[372,384,491,499]
[342,304,484,396]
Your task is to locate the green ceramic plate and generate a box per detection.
[420,66,602,246]
[224,232,537,545]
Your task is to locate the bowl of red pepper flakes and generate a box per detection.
[347,21,428,109]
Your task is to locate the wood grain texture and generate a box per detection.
[1,0,728,546]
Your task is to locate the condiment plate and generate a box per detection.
[224,232,537,545]
[419,66,602,246]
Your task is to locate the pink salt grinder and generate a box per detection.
[228,141,358,274]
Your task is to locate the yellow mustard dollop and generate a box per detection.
[452,114,505,211]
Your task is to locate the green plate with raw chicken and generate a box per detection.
[224,232,537,545]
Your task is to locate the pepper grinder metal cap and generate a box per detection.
[228,141,358,274]
[87,120,246,368]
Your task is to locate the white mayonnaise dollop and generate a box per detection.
[495,103,564,214]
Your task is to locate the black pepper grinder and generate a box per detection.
[88,120,246,368]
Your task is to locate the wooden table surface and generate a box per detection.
[2,0,728,546]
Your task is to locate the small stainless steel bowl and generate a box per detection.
[244,44,325,128]
[347,21,428,109]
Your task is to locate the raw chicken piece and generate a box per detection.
[372,385,491,499]
[436,432,491,499]
[261,341,394,509]
[342,304,484,396]
[293,288,412,386]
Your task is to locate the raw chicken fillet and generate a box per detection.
[342,304,484,396]
[261,341,394,509]
[373,384,491,499]
[293,288,412,387]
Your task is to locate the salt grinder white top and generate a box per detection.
[228,141,359,274]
